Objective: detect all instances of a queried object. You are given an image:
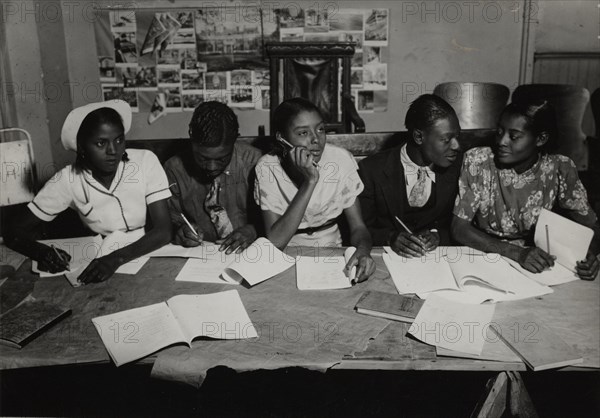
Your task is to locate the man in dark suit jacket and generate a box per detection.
[358,94,462,257]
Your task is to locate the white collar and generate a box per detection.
[400,144,436,182]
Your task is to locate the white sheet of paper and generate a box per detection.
[409,293,495,355]
[167,290,258,341]
[175,256,237,284]
[503,257,578,286]
[295,247,356,290]
[222,238,295,286]
[534,208,593,271]
[146,242,220,259]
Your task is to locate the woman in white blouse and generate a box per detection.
[5,100,172,284]
[254,98,375,283]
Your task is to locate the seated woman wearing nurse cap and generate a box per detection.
[5,100,172,284]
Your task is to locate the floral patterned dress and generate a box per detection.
[453,147,597,245]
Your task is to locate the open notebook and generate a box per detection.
[383,246,552,304]
[33,229,149,286]
[92,290,257,367]
[174,238,295,286]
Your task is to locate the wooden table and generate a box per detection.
[1,247,598,416]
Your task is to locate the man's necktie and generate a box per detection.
[204,177,234,239]
[408,168,428,207]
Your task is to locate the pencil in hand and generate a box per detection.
[180,213,200,239]
[51,244,71,271]
[276,137,320,168]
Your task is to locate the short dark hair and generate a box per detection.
[500,100,558,154]
[189,101,239,146]
[405,94,459,137]
[74,107,127,172]
[272,97,323,138]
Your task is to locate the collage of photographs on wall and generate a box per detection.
[94,7,389,123]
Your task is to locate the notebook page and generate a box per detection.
[167,290,258,343]
[383,247,456,294]
[503,257,578,286]
[534,209,593,271]
[92,302,186,367]
[175,254,237,284]
[223,238,295,286]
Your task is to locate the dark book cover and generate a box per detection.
[0,297,71,349]
[355,290,424,323]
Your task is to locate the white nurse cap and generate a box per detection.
[60,100,132,152]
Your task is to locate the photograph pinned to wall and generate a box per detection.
[364,46,381,64]
[182,92,204,111]
[148,92,167,124]
[304,8,329,32]
[140,13,182,56]
[99,56,116,81]
[363,63,387,90]
[205,71,228,90]
[157,67,181,85]
[351,68,363,88]
[172,29,195,47]
[175,11,194,29]
[280,28,304,42]
[194,7,265,72]
[102,85,139,112]
[204,90,229,105]
[252,69,270,87]
[275,7,305,28]
[157,48,180,66]
[230,86,255,108]
[114,32,138,64]
[230,69,252,87]
[181,70,204,90]
[329,10,364,32]
[118,65,157,89]
[159,86,182,112]
[364,9,388,46]
[304,33,339,42]
[109,10,137,32]
[180,48,199,70]
[356,90,374,112]
[339,32,363,50]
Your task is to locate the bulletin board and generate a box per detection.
[94,6,389,125]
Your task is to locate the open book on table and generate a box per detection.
[295,247,356,290]
[33,229,149,286]
[92,289,258,367]
[174,237,295,286]
[383,246,553,304]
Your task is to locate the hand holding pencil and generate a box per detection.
[173,213,203,247]
[38,244,71,273]
[390,216,433,258]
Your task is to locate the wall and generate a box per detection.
[3,0,527,177]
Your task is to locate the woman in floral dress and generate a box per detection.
[451,100,599,280]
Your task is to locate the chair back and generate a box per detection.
[433,82,510,130]
[512,84,590,170]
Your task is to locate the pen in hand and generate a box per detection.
[51,244,70,271]
[276,137,320,168]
